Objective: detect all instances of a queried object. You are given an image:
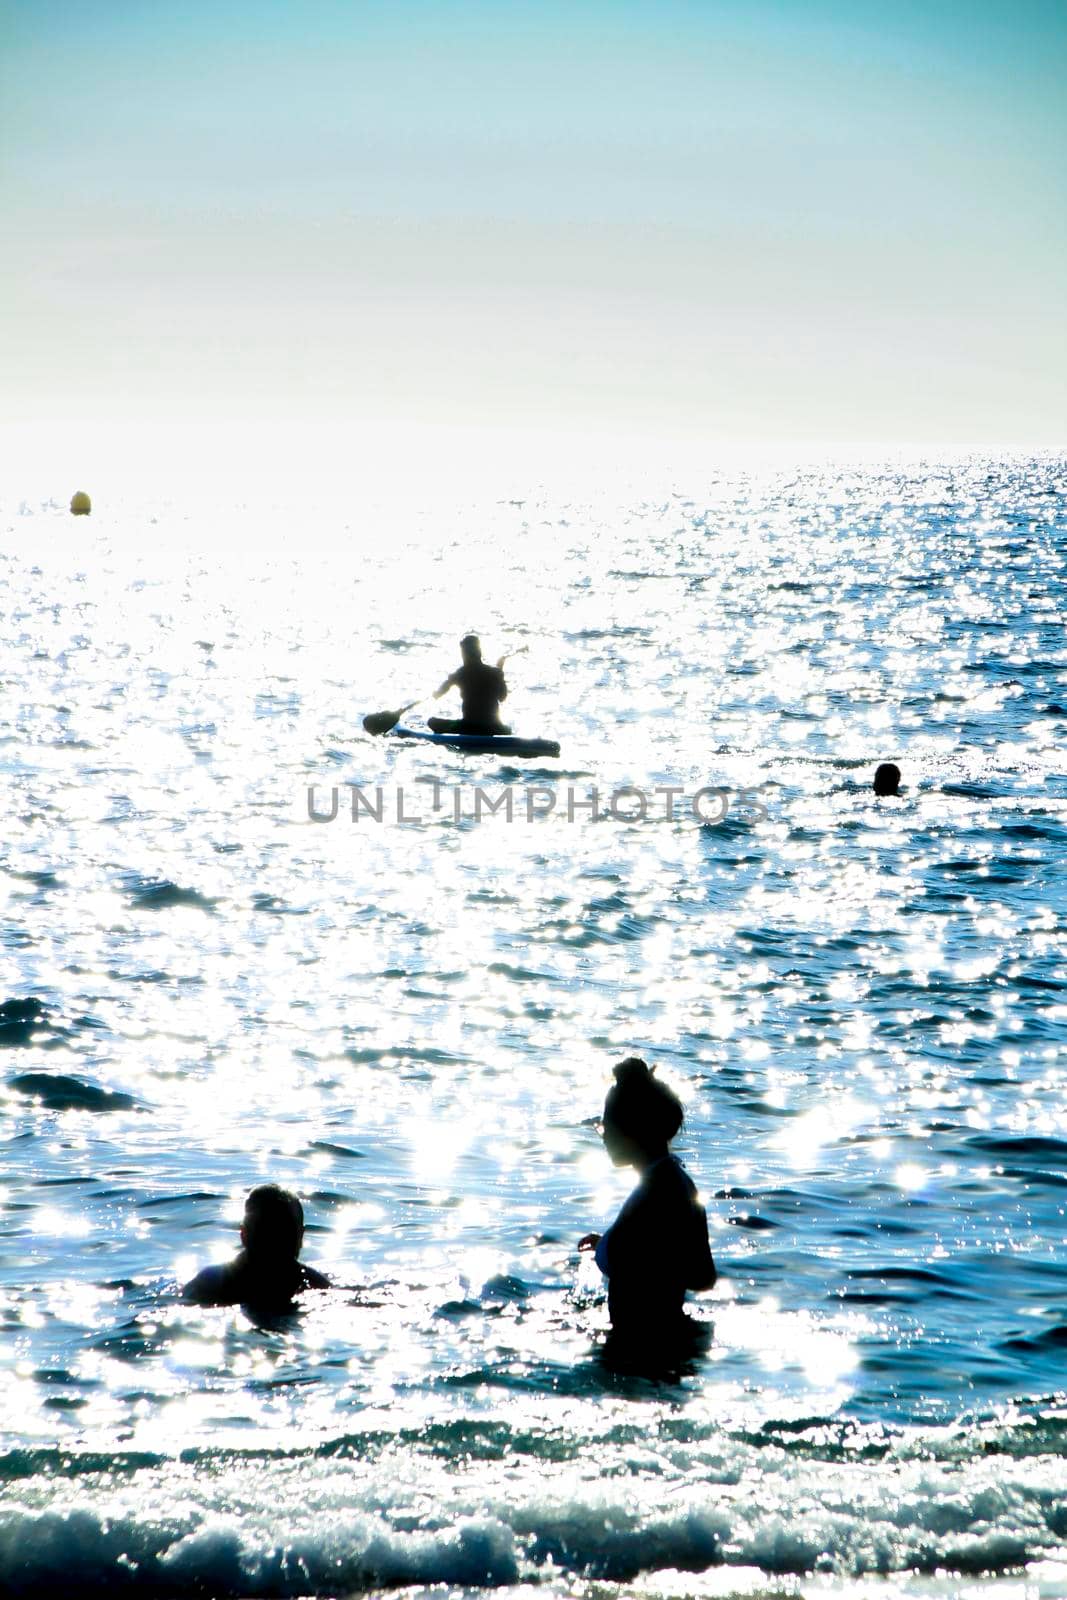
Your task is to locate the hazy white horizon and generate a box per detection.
[8,420,1064,519]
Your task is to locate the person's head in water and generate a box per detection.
[460,634,482,665]
[873,762,901,797]
[601,1057,684,1169]
[182,1183,329,1307]
[240,1184,305,1264]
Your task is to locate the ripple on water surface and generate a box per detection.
[0,455,1065,1596]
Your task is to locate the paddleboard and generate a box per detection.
[392,726,560,759]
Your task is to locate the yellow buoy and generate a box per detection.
[70,490,92,516]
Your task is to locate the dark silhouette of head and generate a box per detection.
[602,1057,684,1165]
[460,634,482,664]
[873,762,901,797]
[240,1185,304,1263]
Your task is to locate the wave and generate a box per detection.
[121,876,218,912]
[0,998,47,1041]
[1,1411,1066,1595]
[7,1072,137,1112]
[966,1134,1067,1161]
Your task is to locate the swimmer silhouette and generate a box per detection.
[873,762,902,796]
[183,1184,329,1311]
[427,634,510,736]
[579,1058,716,1353]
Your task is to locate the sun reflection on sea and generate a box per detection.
[0,454,1065,1593]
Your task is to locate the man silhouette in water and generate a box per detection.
[428,634,510,736]
[183,1184,328,1311]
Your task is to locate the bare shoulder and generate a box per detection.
[182,1261,239,1305]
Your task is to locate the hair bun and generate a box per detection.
[613,1056,652,1087]
[606,1055,682,1145]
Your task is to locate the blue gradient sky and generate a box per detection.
[2,1,1064,449]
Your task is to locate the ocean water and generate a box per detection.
[0,452,1065,1599]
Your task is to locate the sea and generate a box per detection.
[1,444,1065,1599]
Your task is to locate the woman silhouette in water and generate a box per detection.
[579,1058,716,1349]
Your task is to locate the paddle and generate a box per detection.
[362,698,422,737]
[362,646,528,737]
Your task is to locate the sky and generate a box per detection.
[1,0,1065,463]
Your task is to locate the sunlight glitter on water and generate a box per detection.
[1,452,1065,1595]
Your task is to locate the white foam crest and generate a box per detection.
[0,1496,519,1596]
[1,1433,1065,1595]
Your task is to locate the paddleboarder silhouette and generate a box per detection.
[428,634,511,736]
